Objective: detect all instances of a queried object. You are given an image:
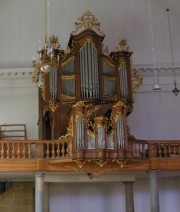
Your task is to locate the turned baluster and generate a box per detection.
[173,144,177,155]
[61,142,65,157]
[11,143,15,158]
[22,143,26,158]
[157,144,161,158]
[1,143,4,158]
[164,144,167,158]
[6,143,10,158]
[28,144,31,158]
[178,144,180,155]
[56,142,60,158]
[142,143,145,158]
[51,142,55,158]
[167,144,171,157]
[46,142,50,158]
[17,143,21,158]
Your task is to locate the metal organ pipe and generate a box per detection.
[97,127,105,149]
[94,47,99,98]
[87,43,92,97]
[76,115,84,149]
[80,42,99,99]
[120,61,128,100]
[49,67,57,99]
[116,116,124,149]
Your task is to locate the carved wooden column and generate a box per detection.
[123,181,134,212]
[148,170,160,212]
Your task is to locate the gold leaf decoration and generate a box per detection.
[131,68,143,101]
[72,11,105,36]
[114,38,131,52]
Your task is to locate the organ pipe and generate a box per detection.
[49,67,57,99]
[80,42,99,99]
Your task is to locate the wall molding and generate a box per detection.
[0,66,180,93]
[0,68,33,80]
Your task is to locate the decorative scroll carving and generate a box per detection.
[114,38,131,52]
[49,100,59,112]
[102,45,109,55]
[62,94,76,101]
[131,68,143,101]
[73,100,86,108]
[72,11,105,36]
[75,159,128,177]
[113,101,125,108]
[49,35,63,50]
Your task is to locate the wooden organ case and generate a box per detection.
[33,11,137,160]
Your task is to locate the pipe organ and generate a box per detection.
[32,11,136,160]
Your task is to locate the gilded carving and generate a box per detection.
[61,56,75,67]
[79,38,97,51]
[102,45,109,55]
[131,68,143,101]
[86,104,101,117]
[87,129,95,137]
[75,113,83,122]
[76,160,86,168]
[49,35,63,50]
[114,159,128,168]
[114,113,124,122]
[103,57,115,69]
[118,58,127,70]
[72,11,105,36]
[49,100,59,112]
[113,101,125,108]
[62,94,76,101]
[41,87,45,100]
[104,95,117,101]
[114,38,131,52]
[104,76,116,81]
[95,116,106,128]
[95,160,107,168]
[67,115,73,136]
[61,75,75,80]
[73,101,86,108]
[75,159,128,177]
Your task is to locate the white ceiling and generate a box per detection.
[0,0,180,69]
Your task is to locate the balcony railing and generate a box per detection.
[0,139,179,160]
[129,139,180,159]
[0,138,73,159]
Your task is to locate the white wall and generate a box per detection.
[49,177,180,212]
[0,0,180,69]
[128,67,180,140]
[0,68,39,139]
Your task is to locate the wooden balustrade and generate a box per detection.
[0,138,73,159]
[146,140,180,158]
[0,139,180,160]
[129,139,180,159]
[128,139,148,159]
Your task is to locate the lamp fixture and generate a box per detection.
[32,0,63,88]
[148,0,161,91]
[166,8,179,96]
